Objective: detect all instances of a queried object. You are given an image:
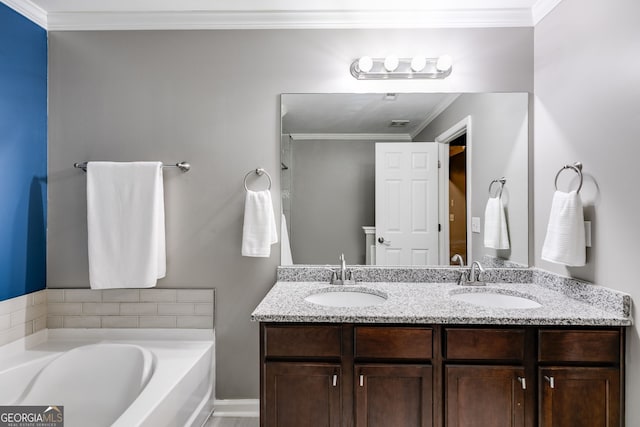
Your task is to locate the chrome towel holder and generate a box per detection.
[554,162,583,193]
[74,161,191,172]
[244,168,272,191]
[488,177,506,198]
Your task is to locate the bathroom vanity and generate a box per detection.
[252,270,631,427]
[259,323,622,427]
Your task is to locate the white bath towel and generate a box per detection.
[87,162,166,289]
[484,196,510,250]
[242,190,278,257]
[541,190,585,266]
[280,213,293,265]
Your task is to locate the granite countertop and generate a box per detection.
[251,281,632,326]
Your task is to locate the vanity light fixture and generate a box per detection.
[350,55,453,80]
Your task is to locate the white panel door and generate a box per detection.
[375,142,439,265]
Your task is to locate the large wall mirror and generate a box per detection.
[281,93,529,267]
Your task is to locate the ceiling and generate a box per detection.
[281,93,460,141]
[3,0,563,31]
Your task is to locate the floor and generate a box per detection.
[204,417,259,427]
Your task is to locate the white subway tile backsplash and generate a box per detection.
[140,289,176,302]
[157,303,195,315]
[194,303,214,316]
[0,314,10,330]
[48,303,83,316]
[139,316,177,328]
[63,316,101,328]
[0,289,214,340]
[47,316,63,329]
[177,316,214,329]
[0,295,30,316]
[120,303,157,315]
[10,303,47,327]
[102,289,140,303]
[63,289,103,303]
[46,289,64,303]
[34,316,47,332]
[101,316,138,328]
[82,303,120,315]
[0,323,33,347]
[177,290,214,303]
[33,292,46,306]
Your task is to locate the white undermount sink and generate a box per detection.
[450,289,542,309]
[304,287,387,308]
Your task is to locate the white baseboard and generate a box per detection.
[213,399,259,417]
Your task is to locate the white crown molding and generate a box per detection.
[531,0,564,25]
[410,94,461,140]
[1,0,47,28]
[289,133,412,142]
[5,0,561,31]
[43,9,534,31]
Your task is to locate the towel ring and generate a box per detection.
[488,177,506,198]
[554,162,583,193]
[243,168,272,191]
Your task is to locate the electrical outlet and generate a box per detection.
[472,217,481,233]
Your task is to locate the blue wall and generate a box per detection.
[0,4,47,301]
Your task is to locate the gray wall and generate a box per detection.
[417,93,529,266]
[534,0,640,423]
[290,139,375,265]
[48,28,533,398]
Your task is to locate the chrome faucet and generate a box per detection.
[451,254,465,267]
[451,254,467,286]
[469,261,486,285]
[330,253,355,285]
[339,253,347,281]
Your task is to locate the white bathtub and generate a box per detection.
[0,329,215,427]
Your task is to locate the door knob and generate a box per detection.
[378,237,391,246]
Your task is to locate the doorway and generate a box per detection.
[448,134,467,264]
[436,116,472,266]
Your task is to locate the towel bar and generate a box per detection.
[554,162,583,193]
[74,161,191,172]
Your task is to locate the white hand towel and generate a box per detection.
[280,213,293,265]
[484,196,510,250]
[541,190,586,266]
[242,190,278,257]
[87,162,166,289]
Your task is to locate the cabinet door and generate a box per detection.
[355,364,432,427]
[446,365,527,427]
[264,362,341,427]
[539,367,620,427]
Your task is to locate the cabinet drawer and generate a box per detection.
[264,325,342,358]
[445,328,525,361]
[538,330,620,363]
[355,326,432,360]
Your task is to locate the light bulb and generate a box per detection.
[357,56,373,73]
[436,54,453,72]
[383,55,399,72]
[410,56,427,72]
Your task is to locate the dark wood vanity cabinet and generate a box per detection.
[444,328,533,427]
[354,326,434,427]
[537,330,623,427]
[355,364,432,427]
[260,324,624,427]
